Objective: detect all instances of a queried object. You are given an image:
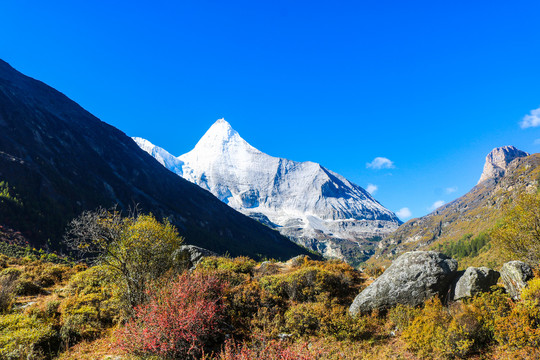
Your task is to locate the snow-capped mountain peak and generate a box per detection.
[134,119,401,264]
[192,118,255,155]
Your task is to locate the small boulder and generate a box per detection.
[452,267,500,301]
[173,245,217,270]
[257,261,281,275]
[500,261,533,300]
[349,251,458,316]
[285,255,310,267]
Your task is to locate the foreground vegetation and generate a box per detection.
[1,249,540,359]
[2,192,540,359]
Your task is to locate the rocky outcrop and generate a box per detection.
[478,146,529,184]
[500,261,533,300]
[375,148,539,263]
[174,245,217,270]
[349,251,458,316]
[452,267,500,301]
[285,255,310,267]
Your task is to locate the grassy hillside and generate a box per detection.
[370,153,540,269]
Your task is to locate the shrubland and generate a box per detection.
[2,199,540,359]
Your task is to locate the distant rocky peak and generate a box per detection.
[478,145,529,184]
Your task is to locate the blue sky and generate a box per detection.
[2,1,540,220]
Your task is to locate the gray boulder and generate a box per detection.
[285,255,310,267]
[173,245,217,270]
[452,267,500,301]
[349,251,458,316]
[500,261,533,300]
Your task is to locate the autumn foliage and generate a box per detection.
[116,272,227,359]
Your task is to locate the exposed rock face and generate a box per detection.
[134,120,401,265]
[452,267,500,301]
[349,251,458,316]
[375,147,538,262]
[501,261,533,300]
[174,245,217,270]
[478,146,529,184]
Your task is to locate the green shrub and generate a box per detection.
[260,261,362,304]
[198,256,257,275]
[283,302,374,341]
[14,278,43,296]
[59,265,122,344]
[284,302,321,337]
[30,264,71,287]
[0,268,22,279]
[0,313,59,360]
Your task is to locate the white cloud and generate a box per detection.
[366,184,378,195]
[520,107,540,129]
[445,187,457,194]
[366,157,395,169]
[396,207,412,220]
[429,200,445,211]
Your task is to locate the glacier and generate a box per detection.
[133,118,401,265]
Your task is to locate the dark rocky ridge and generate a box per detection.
[0,59,312,260]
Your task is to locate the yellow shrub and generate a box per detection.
[260,261,363,304]
[467,287,511,338]
[0,313,58,360]
[59,265,123,344]
[494,299,540,349]
[402,298,477,359]
[283,302,375,341]
[387,303,421,333]
[521,277,540,303]
[198,256,257,275]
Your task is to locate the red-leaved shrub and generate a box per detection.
[116,272,227,359]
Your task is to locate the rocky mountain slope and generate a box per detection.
[373,146,536,265]
[134,119,401,265]
[0,59,312,260]
[477,146,529,184]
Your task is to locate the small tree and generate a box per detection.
[491,192,540,265]
[64,208,184,308]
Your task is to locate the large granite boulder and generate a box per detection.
[500,261,533,300]
[452,267,500,301]
[173,245,217,270]
[349,251,458,316]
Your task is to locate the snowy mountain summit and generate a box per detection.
[133,119,401,264]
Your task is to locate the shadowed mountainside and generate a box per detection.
[0,59,313,260]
